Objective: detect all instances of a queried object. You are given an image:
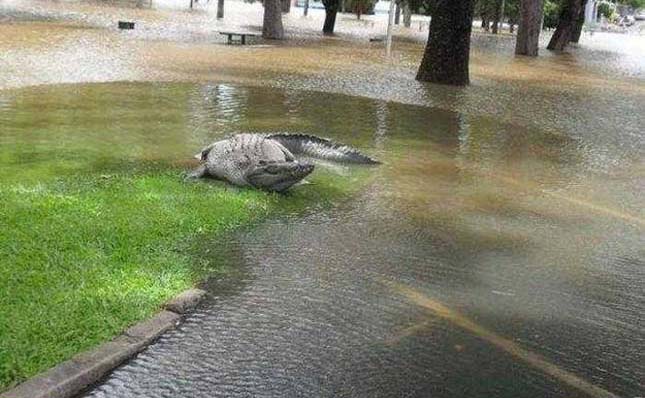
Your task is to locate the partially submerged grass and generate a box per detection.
[0,164,368,391]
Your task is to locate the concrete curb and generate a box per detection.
[1,288,207,398]
[164,288,208,314]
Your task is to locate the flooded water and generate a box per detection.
[1,1,644,397]
[6,82,636,398]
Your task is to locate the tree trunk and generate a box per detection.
[217,0,224,18]
[546,0,583,50]
[281,0,291,13]
[499,0,506,32]
[491,0,501,34]
[322,0,340,35]
[416,0,474,85]
[262,0,284,39]
[515,0,543,56]
[304,0,309,16]
[570,0,587,43]
[403,1,412,27]
[395,2,401,24]
[481,14,489,31]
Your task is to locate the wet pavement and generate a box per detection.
[1,1,644,397]
[78,189,644,397]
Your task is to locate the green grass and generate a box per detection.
[0,164,367,391]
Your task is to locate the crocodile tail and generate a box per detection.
[267,133,380,164]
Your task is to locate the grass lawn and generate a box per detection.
[0,163,365,391]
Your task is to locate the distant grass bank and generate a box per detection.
[0,164,364,391]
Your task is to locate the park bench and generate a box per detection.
[118,21,135,30]
[219,31,259,45]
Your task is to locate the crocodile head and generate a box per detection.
[245,161,315,192]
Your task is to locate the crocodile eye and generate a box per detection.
[266,165,280,174]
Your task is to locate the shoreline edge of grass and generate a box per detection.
[0,164,372,394]
[0,288,208,398]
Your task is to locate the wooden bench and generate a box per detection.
[219,31,259,45]
[118,21,135,30]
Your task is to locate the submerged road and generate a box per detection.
[81,182,643,398]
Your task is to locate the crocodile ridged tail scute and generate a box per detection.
[267,133,380,164]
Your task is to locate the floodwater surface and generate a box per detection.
[5,82,636,398]
[0,1,643,397]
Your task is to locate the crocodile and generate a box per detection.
[188,133,379,192]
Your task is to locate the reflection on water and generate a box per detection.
[1,0,644,184]
[2,82,637,397]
